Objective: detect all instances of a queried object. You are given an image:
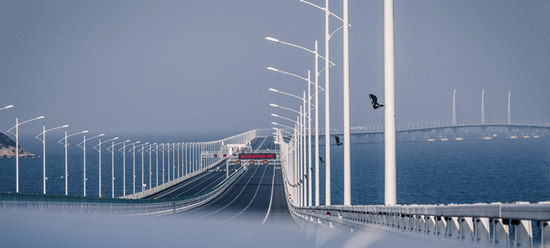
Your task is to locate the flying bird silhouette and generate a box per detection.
[319,156,325,163]
[335,136,343,146]
[369,94,384,109]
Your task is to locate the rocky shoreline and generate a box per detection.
[0,132,36,158]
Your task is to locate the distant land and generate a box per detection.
[0,132,35,158]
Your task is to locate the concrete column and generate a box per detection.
[540,221,550,248]
[446,217,459,239]
[512,219,533,248]
[459,217,474,241]
[474,217,490,244]
[426,216,436,235]
[436,216,447,238]
[492,218,509,247]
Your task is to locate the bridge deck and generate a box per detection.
[148,137,292,224]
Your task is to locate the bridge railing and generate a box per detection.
[289,203,550,247]
[275,127,550,247]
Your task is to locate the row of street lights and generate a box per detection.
[2,105,224,198]
[267,0,397,207]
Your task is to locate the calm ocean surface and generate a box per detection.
[1,134,549,206]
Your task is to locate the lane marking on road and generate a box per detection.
[152,168,214,199]
[261,162,276,225]
[174,171,221,197]
[198,164,262,218]
[227,163,269,221]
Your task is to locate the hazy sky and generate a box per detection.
[1,0,549,135]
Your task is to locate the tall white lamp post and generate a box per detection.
[108,139,129,198]
[58,129,88,195]
[77,133,104,196]
[34,125,69,194]
[7,115,45,193]
[117,140,133,196]
[35,124,69,194]
[384,0,397,206]
[136,142,149,191]
[93,137,119,197]
[128,141,141,194]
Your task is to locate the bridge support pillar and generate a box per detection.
[459,217,474,241]
[436,129,444,140]
[397,132,404,142]
[507,127,515,138]
[512,219,533,248]
[534,128,541,137]
[423,131,431,141]
[426,216,436,235]
[481,127,488,139]
[540,221,550,247]
[445,217,459,239]
[409,132,416,142]
[451,128,458,139]
[404,215,411,231]
[491,218,509,247]
[435,216,447,238]
[519,128,527,137]
[416,215,425,232]
[474,217,490,244]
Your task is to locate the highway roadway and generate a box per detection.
[144,159,239,199]
[145,137,278,201]
[179,136,293,225]
[145,136,292,225]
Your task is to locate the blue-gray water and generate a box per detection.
[1,135,549,205]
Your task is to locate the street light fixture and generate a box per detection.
[265,37,334,65]
[58,129,88,195]
[148,143,156,190]
[271,113,299,125]
[107,139,130,198]
[297,0,351,206]
[160,143,165,184]
[135,142,150,191]
[271,121,294,130]
[93,136,119,197]
[268,88,307,103]
[127,141,141,194]
[0,105,14,111]
[268,68,316,207]
[270,103,300,115]
[77,133,104,196]
[7,115,45,193]
[117,140,134,196]
[35,124,69,194]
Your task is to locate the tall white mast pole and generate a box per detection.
[342,0,351,206]
[384,0,397,206]
[324,0,332,206]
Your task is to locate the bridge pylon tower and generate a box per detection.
[481,89,486,125]
[452,89,457,125]
[507,91,512,125]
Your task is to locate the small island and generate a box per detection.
[0,132,36,158]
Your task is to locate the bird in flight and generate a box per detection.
[335,136,343,146]
[319,156,325,163]
[369,94,384,109]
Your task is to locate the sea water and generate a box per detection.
[1,134,549,206]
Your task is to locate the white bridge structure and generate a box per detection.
[1,129,549,247]
[2,1,549,247]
